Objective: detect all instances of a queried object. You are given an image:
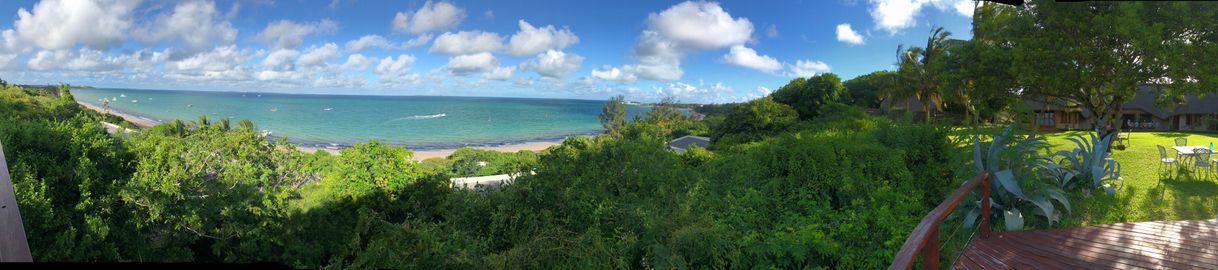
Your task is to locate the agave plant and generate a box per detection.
[1056,133,1123,195]
[961,125,1072,230]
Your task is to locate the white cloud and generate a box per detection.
[483,66,514,81]
[522,50,583,79]
[27,49,122,71]
[344,35,394,52]
[646,1,752,50]
[445,52,496,75]
[375,54,416,74]
[766,24,778,38]
[403,34,434,48]
[836,23,865,45]
[392,1,465,34]
[596,1,754,82]
[507,20,579,56]
[297,43,339,67]
[722,45,781,73]
[787,60,830,78]
[341,54,374,69]
[168,45,247,72]
[0,30,20,54]
[260,48,299,70]
[869,0,973,34]
[757,86,772,95]
[15,0,141,50]
[429,31,503,55]
[590,66,636,82]
[135,0,238,54]
[255,19,338,49]
[0,54,18,71]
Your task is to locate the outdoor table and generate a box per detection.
[1173,146,1213,170]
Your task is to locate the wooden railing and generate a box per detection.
[0,141,32,262]
[889,171,991,270]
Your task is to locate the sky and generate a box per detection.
[0,0,975,103]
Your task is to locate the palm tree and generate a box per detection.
[894,26,952,121]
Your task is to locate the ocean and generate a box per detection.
[72,88,650,149]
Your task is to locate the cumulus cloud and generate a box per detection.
[765,24,778,38]
[647,1,752,50]
[0,54,18,71]
[341,54,375,69]
[722,45,781,73]
[375,54,416,74]
[255,19,338,49]
[445,52,496,75]
[869,0,974,34]
[296,43,339,67]
[344,35,394,52]
[836,23,865,45]
[166,45,248,72]
[403,34,434,48]
[429,31,503,55]
[260,48,299,70]
[507,20,579,56]
[483,66,514,81]
[590,66,636,82]
[26,49,123,71]
[15,0,141,50]
[392,1,465,34]
[595,1,754,82]
[521,50,584,79]
[787,60,830,78]
[136,0,238,54]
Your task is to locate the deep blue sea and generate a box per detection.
[73,88,649,149]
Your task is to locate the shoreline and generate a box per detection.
[77,100,158,128]
[76,99,578,161]
[297,139,570,161]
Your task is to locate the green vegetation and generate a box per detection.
[2,84,967,268]
[2,0,1217,268]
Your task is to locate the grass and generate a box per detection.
[1040,130,1218,225]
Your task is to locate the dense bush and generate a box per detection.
[444,147,538,177]
[771,73,846,120]
[711,97,798,145]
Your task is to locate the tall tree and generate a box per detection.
[598,95,627,134]
[843,71,898,109]
[992,0,1218,138]
[894,27,953,121]
[771,73,845,120]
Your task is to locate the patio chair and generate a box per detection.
[1157,145,1177,178]
[1194,148,1215,180]
[1176,137,1188,147]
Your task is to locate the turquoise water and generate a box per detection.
[73,88,648,149]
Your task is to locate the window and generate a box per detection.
[1039,112,1055,127]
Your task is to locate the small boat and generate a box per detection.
[131,100,138,103]
[270,107,278,112]
[120,94,126,98]
[257,94,262,97]
[324,108,333,111]
[186,104,192,107]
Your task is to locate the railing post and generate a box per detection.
[921,227,939,270]
[980,172,991,239]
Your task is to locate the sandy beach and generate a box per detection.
[298,140,567,161]
[77,99,575,161]
[77,100,158,128]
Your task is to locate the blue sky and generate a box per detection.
[0,0,974,103]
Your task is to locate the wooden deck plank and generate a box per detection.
[954,220,1218,269]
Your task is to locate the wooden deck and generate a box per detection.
[955,219,1218,269]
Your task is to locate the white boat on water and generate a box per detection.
[131,99,138,103]
[324,108,333,111]
[270,107,278,112]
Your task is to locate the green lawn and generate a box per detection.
[1040,131,1218,225]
